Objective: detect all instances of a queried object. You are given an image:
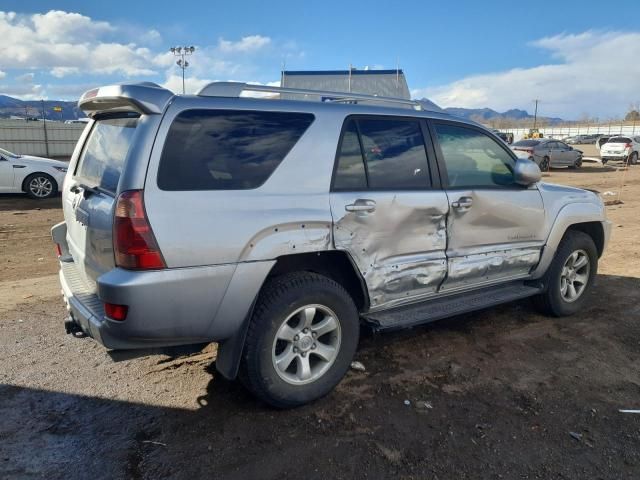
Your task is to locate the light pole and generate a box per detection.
[532,99,540,130]
[170,46,195,94]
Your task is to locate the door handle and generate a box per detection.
[345,199,376,213]
[451,197,473,210]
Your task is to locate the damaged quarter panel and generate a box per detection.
[331,191,449,310]
[144,96,340,268]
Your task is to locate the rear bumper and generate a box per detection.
[58,258,274,350]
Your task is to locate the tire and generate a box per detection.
[532,230,598,317]
[24,173,57,199]
[540,156,550,172]
[570,157,582,169]
[240,272,359,408]
[629,152,638,165]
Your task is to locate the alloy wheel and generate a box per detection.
[272,304,341,385]
[29,176,53,198]
[560,249,590,303]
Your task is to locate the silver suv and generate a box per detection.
[52,82,611,408]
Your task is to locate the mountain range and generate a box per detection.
[0,95,83,121]
[0,93,565,124]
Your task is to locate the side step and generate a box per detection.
[363,282,543,331]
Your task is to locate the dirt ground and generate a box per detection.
[1,151,640,479]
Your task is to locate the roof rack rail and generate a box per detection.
[196,81,424,110]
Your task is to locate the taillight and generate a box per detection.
[113,190,165,270]
[625,143,632,149]
[55,243,62,257]
[105,302,128,321]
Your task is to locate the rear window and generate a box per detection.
[512,140,539,147]
[158,109,314,190]
[75,115,138,193]
[608,137,631,143]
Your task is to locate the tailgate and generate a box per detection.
[63,114,139,292]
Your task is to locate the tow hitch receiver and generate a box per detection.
[64,316,85,337]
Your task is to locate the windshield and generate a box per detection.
[0,147,19,158]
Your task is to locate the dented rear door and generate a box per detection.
[330,116,448,310]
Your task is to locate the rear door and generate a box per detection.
[429,120,545,293]
[330,116,449,310]
[64,114,139,291]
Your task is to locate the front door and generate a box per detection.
[430,121,546,293]
[330,116,449,310]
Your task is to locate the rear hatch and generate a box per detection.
[63,113,139,292]
[602,137,630,155]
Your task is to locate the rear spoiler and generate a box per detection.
[78,82,174,117]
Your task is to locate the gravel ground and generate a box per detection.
[1,154,639,479]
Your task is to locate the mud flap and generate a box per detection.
[214,298,257,380]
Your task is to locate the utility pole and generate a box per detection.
[170,46,195,94]
[533,99,539,130]
[41,100,50,157]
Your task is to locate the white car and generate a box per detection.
[600,136,640,165]
[0,147,68,199]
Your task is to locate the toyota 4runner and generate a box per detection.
[52,82,611,407]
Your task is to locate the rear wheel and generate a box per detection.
[540,156,550,172]
[240,272,359,408]
[24,173,57,199]
[532,230,597,317]
[629,152,638,165]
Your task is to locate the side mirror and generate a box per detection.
[514,158,541,186]
[568,146,573,150]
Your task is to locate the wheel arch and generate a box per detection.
[215,250,369,381]
[530,201,609,279]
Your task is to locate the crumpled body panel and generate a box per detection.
[331,191,449,309]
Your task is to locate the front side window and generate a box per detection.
[333,117,431,190]
[158,110,314,190]
[434,123,516,188]
[75,115,138,193]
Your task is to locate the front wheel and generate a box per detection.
[240,272,359,408]
[532,230,597,317]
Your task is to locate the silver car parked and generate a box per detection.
[52,82,610,407]
[511,139,583,170]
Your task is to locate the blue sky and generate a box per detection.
[1,0,639,118]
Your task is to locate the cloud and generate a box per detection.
[0,9,301,101]
[217,35,271,54]
[412,31,640,119]
[0,10,158,77]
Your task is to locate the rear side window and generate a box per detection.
[333,117,431,190]
[333,120,367,190]
[158,110,314,190]
[75,116,138,193]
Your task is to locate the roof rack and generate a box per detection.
[196,82,424,110]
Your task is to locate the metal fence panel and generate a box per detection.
[0,119,86,158]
